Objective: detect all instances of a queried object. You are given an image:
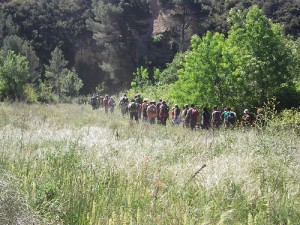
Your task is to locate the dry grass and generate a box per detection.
[0,103,299,224]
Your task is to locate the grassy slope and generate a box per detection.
[0,103,299,224]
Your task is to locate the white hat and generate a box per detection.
[243,109,249,114]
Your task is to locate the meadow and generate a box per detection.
[0,103,299,225]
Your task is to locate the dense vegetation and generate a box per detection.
[0,1,299,106]
[0,103,299,224]
[130,6,300,112]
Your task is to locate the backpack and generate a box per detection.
[148,105,156,114]
[160,104,169,117]
[91,97,97,105]
[175,107,180,116]
[162,105,169,113]
[142,103,149,117]
[108,99,114,107]
[191,108,199,120]
[156,103,162,114]
[213,111,221,121]
[103,98,109,106]
[226,112,236,124]
[129,102,137,112]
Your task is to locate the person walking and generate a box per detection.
[159,101,169,126]
[201,107,210,129]
[128,99,139,124]
[187,104,199,130]
[211,106,222,128]
[172,104,181,125]
[182,104,189,128]
[147,100,157,125]
[141,99,149,122]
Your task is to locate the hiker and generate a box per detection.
[255,108,266,129]
[91,94,97,110]
[147,100,157,125]
[211,106,222,128]
[201,107,210,129]
[99,96,104,108]
[120,93,129,115]
[103,94,110,114]
[241,109,255,127]
[223,107,236,129]
[171,107,175,123]
[128,99,139,123]
[141,99,149,122]
[108,97,115,114]
[182,104,189,128]
[187,104,199,130]
[159,100,169,126]
[156,99,162,125]
[172,104,181,125]
[135,94,143,119]
[220,107,227,123]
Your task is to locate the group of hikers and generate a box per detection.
[91,94,116,114]
[91,93,265,130]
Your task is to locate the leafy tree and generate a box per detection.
[87,0,129,83]
[156,52,184,84]
[44,47,83,99]
[2,35,41,83]
[87,0,152,87]
[0,50,30,101]
[171,6,297,110]
[160,0,211,51]
[171,32,230,107]
[131,66,149,92]
[226,6,293,108]
[95,82,108,95]
[60,69,83,97]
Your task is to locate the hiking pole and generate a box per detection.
[185,164,206,186]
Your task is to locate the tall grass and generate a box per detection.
[0,103,299,224]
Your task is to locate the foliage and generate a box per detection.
[0,0,299,96]
[87,0,151,86]
[130,66,150,92]
[23,84,38,103]
[2,35,41,83]
[0,50,29,101]
[44,47,83,100]
[170,6,298,111]
[226,6,293,108]
[160,0,211,51]
[272,107,300,133]
[171,32,229,108]
[156,52,184,84]
[95,82,108,95]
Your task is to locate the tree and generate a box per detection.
[160,0,211,51]
[87,0,129,83]
[130,66,149,92]
[44,47,83,98]
[2,35,41,83]
[171,32,230,107]
[171,6,297,111]
[87,0,151,87]
[226,6,293,108]
[0,50,30,101]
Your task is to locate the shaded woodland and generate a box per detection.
[0,0,299,102]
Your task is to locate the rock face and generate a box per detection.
[73,0,175,93]
[131,0,173,68]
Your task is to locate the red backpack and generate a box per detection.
[191,108,199,120]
